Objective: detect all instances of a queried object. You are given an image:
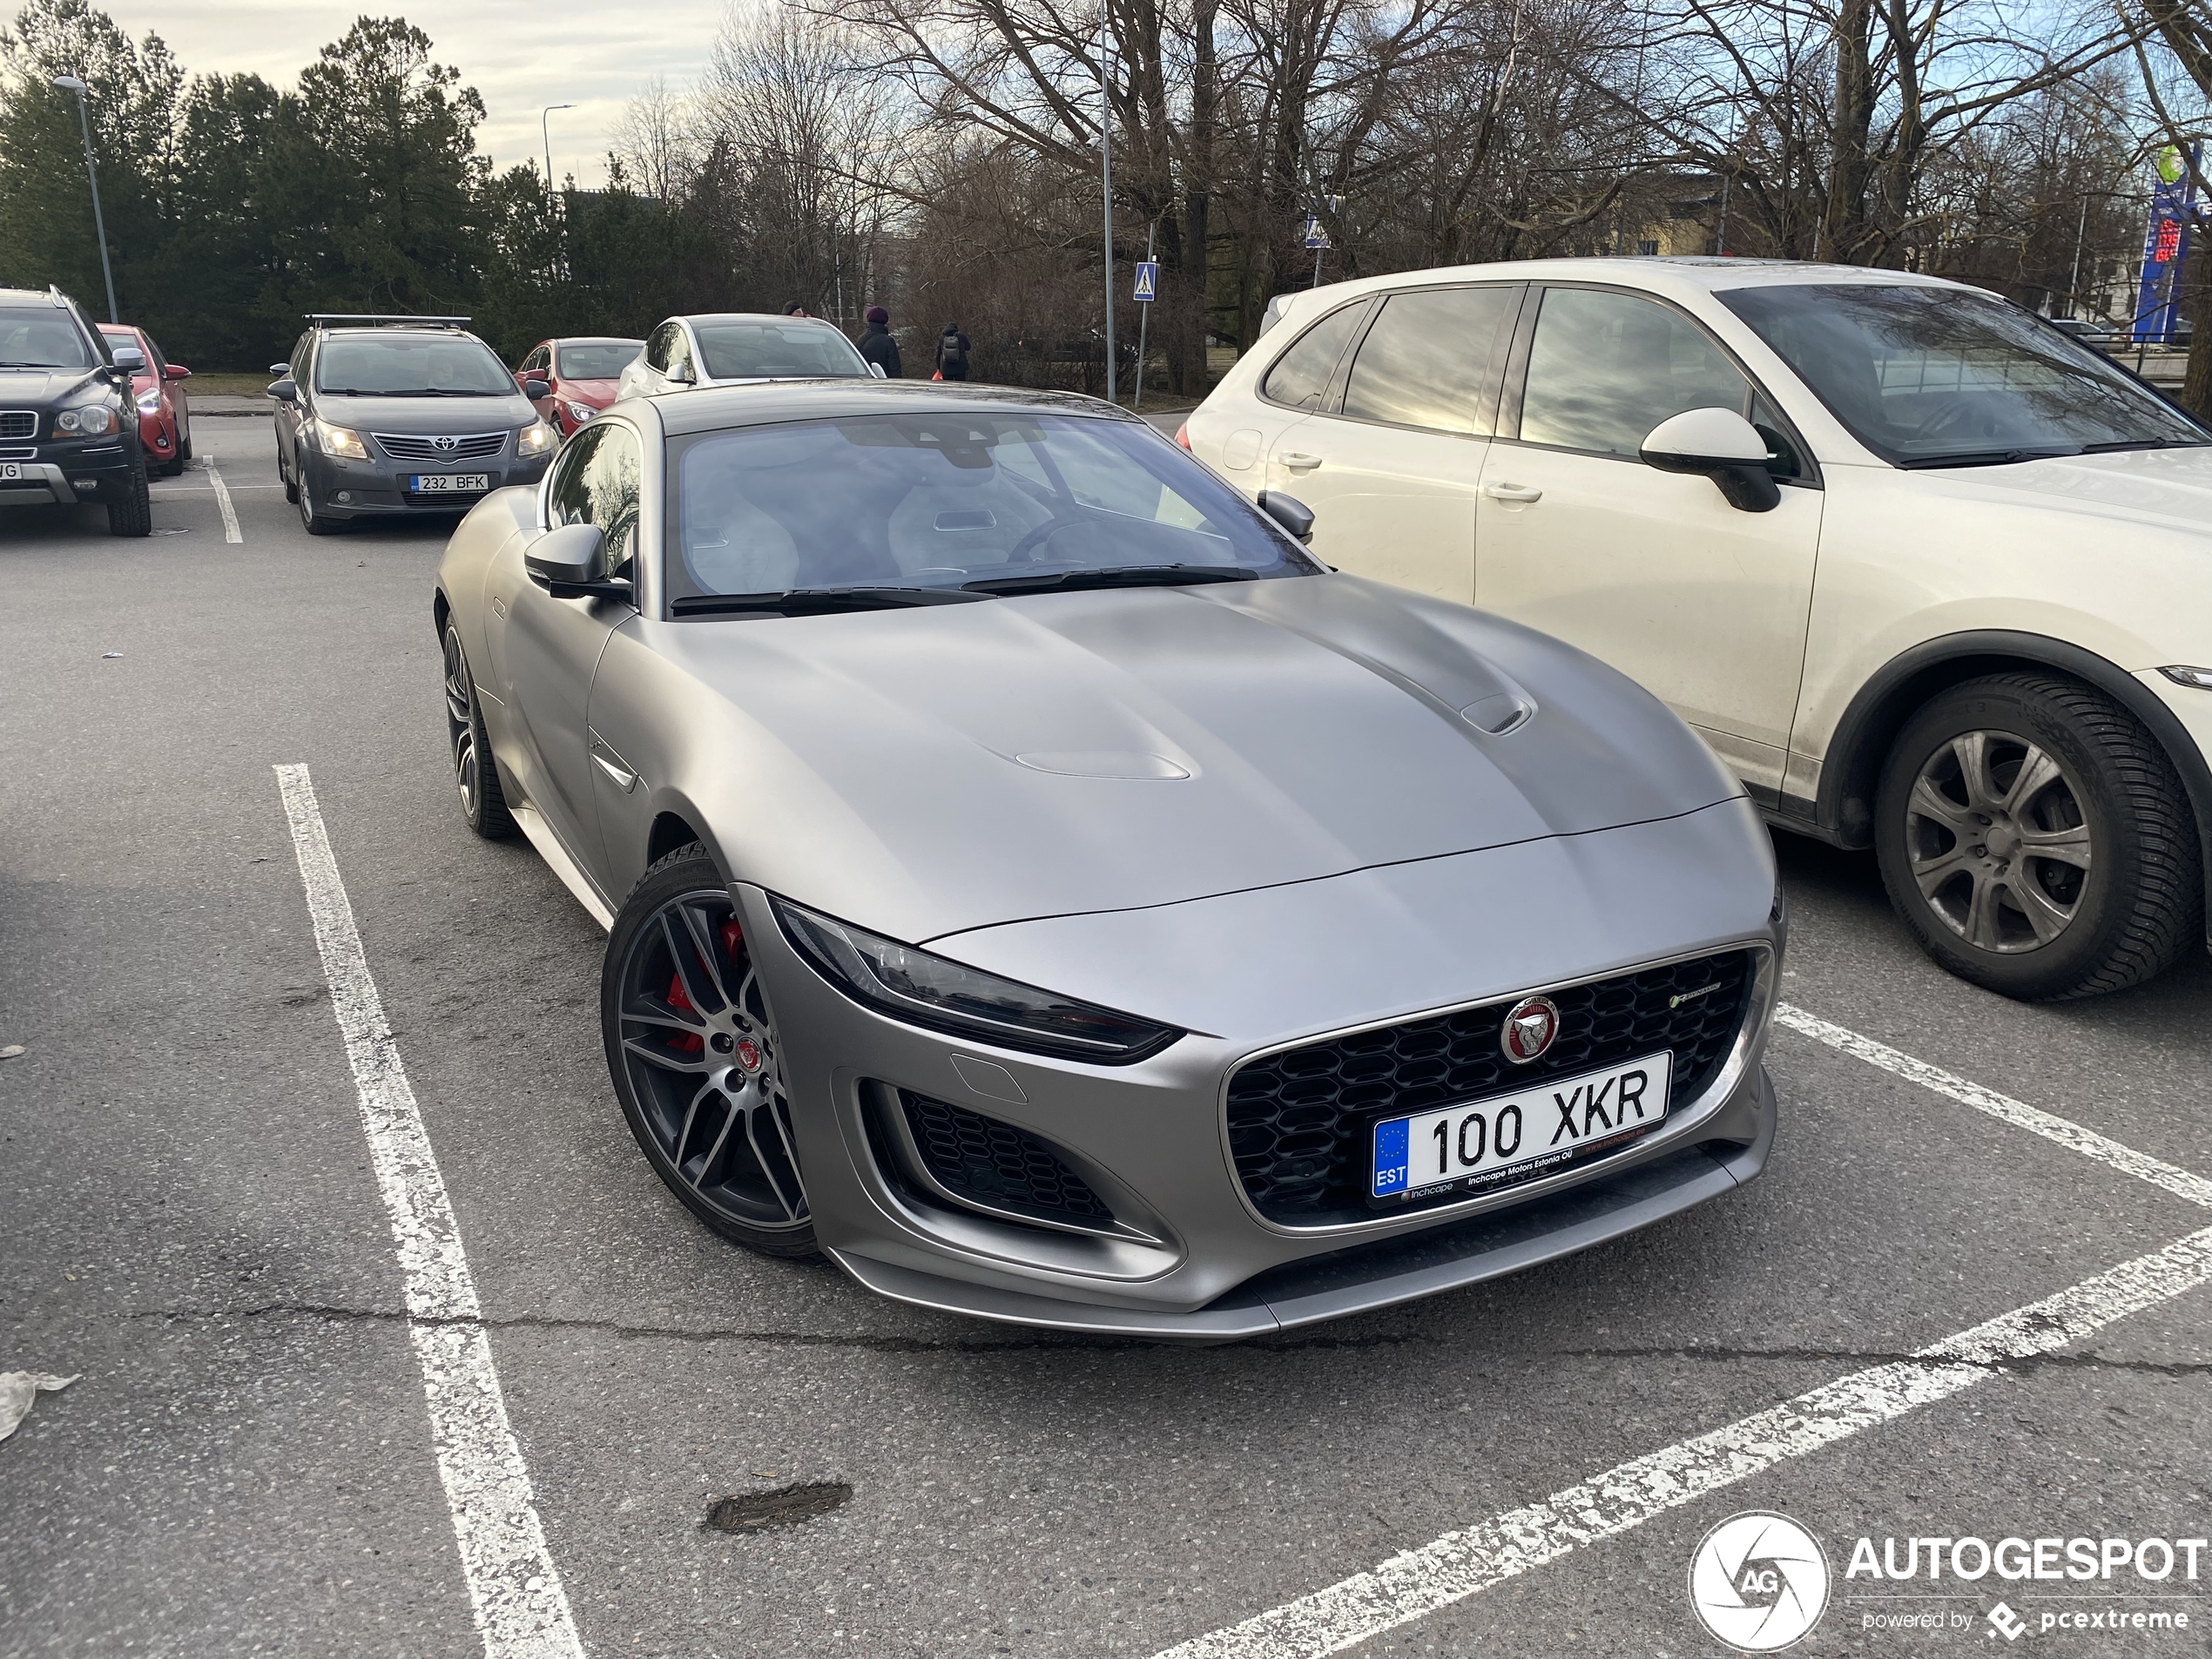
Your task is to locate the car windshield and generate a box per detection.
[315,334,515,395]
[557,341,642,379]
[0,307,93,368]
[1719,283,2209,466]
[670,411,1315,603]
[693,321,868,381]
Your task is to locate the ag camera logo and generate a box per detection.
[1689,1511,1831,1651]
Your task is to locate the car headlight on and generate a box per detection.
[56,404,120,435]
[135,387,162,415]
[516,420,557,457]
[772,898,1182,1063]
[311,418,368,460]
[565,401,597,425]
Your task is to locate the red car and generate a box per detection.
[513,336,644,437]
[99,323,193,476]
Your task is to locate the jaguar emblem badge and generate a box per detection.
[1501,995,1561,1065]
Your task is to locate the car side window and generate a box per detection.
[1340,287,1518,436]
[1519,288,1751,459]
[1260,302,1367,411]
[521,345,547,375]
[644,324,675,373]
[665,327,695,380]
[548,422,642,572]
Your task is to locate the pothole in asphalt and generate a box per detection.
[705,1481,852,1534]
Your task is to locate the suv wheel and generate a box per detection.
[105,458,152,537]
[1875,673,2202,999]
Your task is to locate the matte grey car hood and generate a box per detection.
[645,573,1746,943]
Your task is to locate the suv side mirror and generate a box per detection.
[1639,408,1781,512]
[1257,489,1314,544]
[111,348,146,371]
[525,522,631,601]
[868,361,888,380]
[268,378,298,402]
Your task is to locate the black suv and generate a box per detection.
[0,285,152,536]
[270,315,556,536]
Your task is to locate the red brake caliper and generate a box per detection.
[664,917,745,1055]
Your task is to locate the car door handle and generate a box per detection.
[1481,482,1543,503]
[1279,452,1323,472]
[589,729,637,792]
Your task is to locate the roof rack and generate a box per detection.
[304,313,472,327]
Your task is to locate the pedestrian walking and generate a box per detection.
[934,321,972,381]
[859,306,901,378]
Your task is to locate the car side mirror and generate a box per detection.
[165,363,191,380]
[111,350,145,371]
[268,378,298,402]
[868,361,888,380]
[1639,408,1781,513]
[525,522,631,601]
[1257,489,1315,543]
[665,360,694,386]
[268,361,291,377]
[523,378,550,400]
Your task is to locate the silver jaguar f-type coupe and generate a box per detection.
[432,380,1784,1339]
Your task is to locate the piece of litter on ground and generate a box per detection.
[0,1372,78,1441]
[0,1044,24,1059]
[101,651,123,659]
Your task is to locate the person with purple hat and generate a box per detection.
[858,305,901,378]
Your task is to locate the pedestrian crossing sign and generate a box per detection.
[1132,260,1158,302]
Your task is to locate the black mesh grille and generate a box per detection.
[899,1090,1114,1225]
[1226,950,1757,1224]
[0,411,36,439]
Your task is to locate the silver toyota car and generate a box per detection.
[432,381,1784,1339]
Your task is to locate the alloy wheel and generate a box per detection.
[442,629,481,816]
[1901,727,2094,954]
[614,889,808,1231]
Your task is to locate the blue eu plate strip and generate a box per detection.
[1372,1116,1409,1197]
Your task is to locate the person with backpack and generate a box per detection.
[858,306,901,378]
[934,321,972,381]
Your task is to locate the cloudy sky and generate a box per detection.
[94,0,729,185]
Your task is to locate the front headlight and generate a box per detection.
[311,418,368,460]
[772,898,1182,1063]
[517,420,557,457]
[56,404,120,435]
[564,401,597,425]
[135,388,161,415]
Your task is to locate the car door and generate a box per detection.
[1262,284,1521,604]
[483,419,642,883]
[625,322,677,399]
[149,332,188,441]
[1473,283,1823,801]
[274,331,310,472]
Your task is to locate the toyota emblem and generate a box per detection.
[432,434,459,453]
[1500,995,1561,1064]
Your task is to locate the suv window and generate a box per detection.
[1261,302,1367,411]
[548,421,643,569]
[0,307,94,368]
[1520,288,1750,458]
[1341,287,1518,435]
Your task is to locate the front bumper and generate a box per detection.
[301,446,550,518]
[0,436,138,507]
[745,797,1785,1339]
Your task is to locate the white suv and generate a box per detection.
[1183,258,2212,999]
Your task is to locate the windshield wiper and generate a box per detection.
[2078,437,2209,454]
[671,587,993,617]
[327,388,502,397]
[962,564,1259,595]
[1898,448,2074,469]
[0,360,74,368]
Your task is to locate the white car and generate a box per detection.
[1183,258,2212,999]
[616,312,880,399]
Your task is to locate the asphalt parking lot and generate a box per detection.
[3,409,2210,1658]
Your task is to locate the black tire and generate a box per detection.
[279,439,298,503]
[176,420,192,463]
[299,471,342,535]
[1875,673,2202,1000]
[105,459,151,537]
[603,844,819,1258]
[160,445,185,477]
[441,623,516,839]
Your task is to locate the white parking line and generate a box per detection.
[1776,1003,2212,1209]
[1147,1008,2212,1657]
[202,458,242,543]
[1150,1224,2212,1659]
[274,764,583,1659]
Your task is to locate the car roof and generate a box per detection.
[553,335,644,346]
[650,379,1141,436]
[678,313,846,327]
[0,287,74,308]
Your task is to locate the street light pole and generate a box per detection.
[542,103,577,192]
[52,76,117,324]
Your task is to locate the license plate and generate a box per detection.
[1372,1051,1674,1200]
[410,472,489,493]
[0,463,19,481]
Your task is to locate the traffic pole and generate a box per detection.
[1133,221,1155,410]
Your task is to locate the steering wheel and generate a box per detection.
[1917,398,1998,445]
[1004,517,1076,563]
